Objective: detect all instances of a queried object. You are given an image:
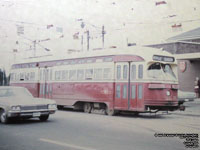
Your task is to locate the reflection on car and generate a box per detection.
[0,86,57,124]
[178,90,196,105]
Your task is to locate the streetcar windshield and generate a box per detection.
[147,63,176,80]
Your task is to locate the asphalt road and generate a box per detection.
[0,100,200,150]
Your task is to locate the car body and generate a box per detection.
[0,86,57,124]
[178,90,196,105]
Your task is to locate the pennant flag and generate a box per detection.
[155,1,167,6]
[47,24,53,29]
[171,24,182,32]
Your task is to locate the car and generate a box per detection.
[178,90,196,105]
[0,86,57,124]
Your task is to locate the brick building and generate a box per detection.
[147,27,200,92]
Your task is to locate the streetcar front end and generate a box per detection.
[144,55,179,112]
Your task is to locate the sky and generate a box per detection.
[0,0,200,72]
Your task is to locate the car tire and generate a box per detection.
[39,115,49,121]
[0,110,9,124]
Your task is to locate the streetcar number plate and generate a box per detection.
[33,112,41,117]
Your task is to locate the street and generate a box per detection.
[0,100,200,150]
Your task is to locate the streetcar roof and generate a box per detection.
[13,46,176,65]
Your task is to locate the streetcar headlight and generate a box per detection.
[166,91,171,96]
[48,104,57,110]
[11,106,21,112]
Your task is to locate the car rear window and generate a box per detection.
[0,89,15,97]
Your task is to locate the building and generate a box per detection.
[147,27,200,92]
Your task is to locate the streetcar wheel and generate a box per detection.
[0,110,9,124]
[83,103,92,113]
[39,115,49,121]
[105,107,116,116]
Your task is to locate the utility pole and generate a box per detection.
[81,22,85,51]
[102,25,105,49]
[81,35,83,51]
[87,30,89,51]
[33,40,36,57]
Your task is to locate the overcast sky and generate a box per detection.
[0,0,200,72]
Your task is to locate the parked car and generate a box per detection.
[178,90,196,105]
[0,86,57,124]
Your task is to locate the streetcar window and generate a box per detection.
[46,84,48,94]
[20,73,24,81]
[103,68,111,79]
[147,63,176,80]
[62,70,67,80]
[123,65,128,79]
[43,84,45,95]
[103,57,113,62]
[40,84,43,95]
[50,69,52,80]
[10,73,14,81]
[117,65,121,79]
[131,65,136,80]
[25,73,30,81]
[65,70,69,80]
[30,72,35,80]
[85,69,93,80]
[49,84,52,93]
[123,85,127,99]
[16,74,20,81]
[69,70,77,80]
[55,71,61,80]
[46,70,49,81]
[94,68,102,79]
[131,85,136,99]
[40,70,42,80]
[162,64,176,79]
[77,69,84,80]
[138,85,143,99]
[116,85,121,98]
[147,63,162,79]
[138,65,143,79]
[43,70,46,81]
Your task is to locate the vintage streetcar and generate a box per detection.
[10,47,179,115]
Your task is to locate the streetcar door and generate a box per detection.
[114,62,131,110]
[129,63,144,111]
[39,67,52,99]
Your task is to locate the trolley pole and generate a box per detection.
[33,40,36,57]
[81,35,83,51]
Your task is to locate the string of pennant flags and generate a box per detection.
[0,0,199,54]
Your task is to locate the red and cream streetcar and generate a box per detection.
[10,47,179,115]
